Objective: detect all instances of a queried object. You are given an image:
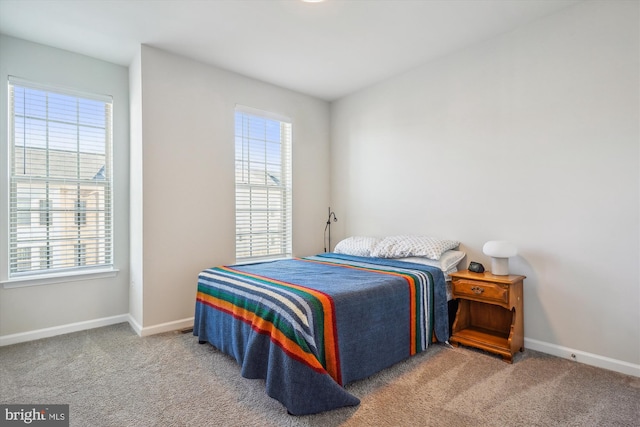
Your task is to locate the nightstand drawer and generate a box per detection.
[452,279,509,305]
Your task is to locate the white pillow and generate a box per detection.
[371,235,459,260]
[334,236,381,257]
[396,250,466,272]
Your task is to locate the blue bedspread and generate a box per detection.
[194,253,449,415]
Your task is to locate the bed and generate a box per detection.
[194,236,464,415]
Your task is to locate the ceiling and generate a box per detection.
[0,0,581,101]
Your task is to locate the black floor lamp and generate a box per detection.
[324,207,338,252]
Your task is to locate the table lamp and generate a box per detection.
[482,240,517,275]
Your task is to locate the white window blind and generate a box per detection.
[8,77,113,277]
[235,107,292,261]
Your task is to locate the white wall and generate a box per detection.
[0,35,130,338]
[331,0,639,371]
[129,47,144,329]
[2,1,637,376]
[131,46,331,332]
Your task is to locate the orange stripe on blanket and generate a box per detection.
[298,258,418,355]
[197,292,327,374]
[219,266,342,384]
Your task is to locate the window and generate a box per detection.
[16,247,31,272]
[75,243,87,267]
[8,77,113,277]
[16,197,31,225]
[39,199,50,226]
[39,246,51,270]
[234,107,292,261]
[75,200,87,226]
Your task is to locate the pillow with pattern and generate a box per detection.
[397,250,466,272]
[334,236,381,257]
[371,235,459,260]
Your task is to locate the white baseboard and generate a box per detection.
[128,315,194,337]
[3,318,636,378]
[127,314,143,336]
[0,315,195,347]
[525,337,640,378]
[0,314,130,347]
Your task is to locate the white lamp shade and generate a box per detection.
[483,241,517,258]
[483,241,517,275]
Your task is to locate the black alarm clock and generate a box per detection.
[468,262,485,273]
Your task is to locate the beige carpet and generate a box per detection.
[1,323,638,426]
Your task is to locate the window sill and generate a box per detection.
[1,268,120,289]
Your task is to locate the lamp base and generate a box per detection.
[491,258,509,275]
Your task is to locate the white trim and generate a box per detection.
[0,314,129,347]
[127,314,143,336]
[2,268,119,288]
[525,337,640,378]
[1,316,636,378]
[235,104,291,123]
[0,315,195,346]
[9,75,113,103]
[129,316,194,337]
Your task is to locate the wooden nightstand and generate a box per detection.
[449,270,525,363]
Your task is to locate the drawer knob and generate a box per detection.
[471,286,484,295]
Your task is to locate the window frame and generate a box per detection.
[234,105,293,262]
[3,77,117,287]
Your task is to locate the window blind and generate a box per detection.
[235,107,292,261]
[8,77,113,277]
